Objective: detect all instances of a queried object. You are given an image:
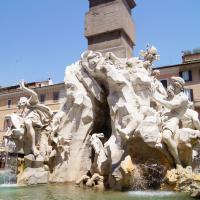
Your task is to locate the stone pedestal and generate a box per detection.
[17,167,49,185]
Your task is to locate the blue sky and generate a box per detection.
[0,0,200,87]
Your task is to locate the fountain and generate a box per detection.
[0,141,17,186]
[0,46,200,198]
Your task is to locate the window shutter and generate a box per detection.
[161,80,167,88]
[189,70,192,81]
[190,89,194,101]
[179,71,183,78]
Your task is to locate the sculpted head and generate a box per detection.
[147,46,157,55]
[17,97,28,110]
[171,76,185,90]
[152,70,160,78]
[81,50,102,72]
[144,46,160,63]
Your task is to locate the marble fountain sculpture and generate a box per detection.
[2,46,200,197]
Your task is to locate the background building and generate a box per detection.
[0,80,65,141]
[157,50,200,114]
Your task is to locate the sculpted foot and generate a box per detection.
[32,147,40,156]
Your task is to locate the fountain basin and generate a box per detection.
[0,184,193,200]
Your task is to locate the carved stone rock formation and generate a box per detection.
[163,165,200,198]
[3,47,200,198]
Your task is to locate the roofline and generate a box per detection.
[0,81,38,91]
[0,82,64,93]
[154,60,200,70]
[182,52,200,57]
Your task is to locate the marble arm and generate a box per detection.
[192,112,200,131]
[151,90,166,101]
[20,80,39,104]
[152,94,181,110]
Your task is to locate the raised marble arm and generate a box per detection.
[20,80,39,104]
[192,111,200,131]
[152,94,182,110]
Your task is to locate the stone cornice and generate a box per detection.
[0,83,65,97]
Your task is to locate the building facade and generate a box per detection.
[85,0,136,58]
[0,80,65,141]
[157,52,200,114]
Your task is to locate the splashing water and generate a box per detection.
[0,140,18,185]
[128,190,178,197]
[131,162,167,190]
[193,145,200,173]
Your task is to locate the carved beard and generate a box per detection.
[167,85,175,99]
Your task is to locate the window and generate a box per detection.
[160,79,168,88]
[53,92,59,102]
[3,117,12,130]
[182,71,189,81]
[0,154,5,169]
[7,99,12,108]
[40,94,46,103]
[184,88,193,101]
[59,89,65,99]
[179,70,192,81]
